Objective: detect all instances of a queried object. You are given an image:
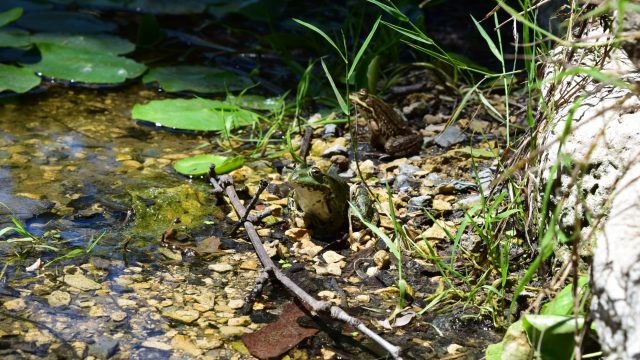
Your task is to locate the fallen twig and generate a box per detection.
[208,165,402,359]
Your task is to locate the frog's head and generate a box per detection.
[348,88,371,108]
[290,165,331,192]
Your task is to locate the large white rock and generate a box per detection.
[536,18,640,358]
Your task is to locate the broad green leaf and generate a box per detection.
[15,11,117,34]
[27,43,146,84]
[225,94,284,112]
[0,7,22,28]
[0,29,30,47]
[143,66,254,93]
[541,276,589,316]
[31,33,135,55]
[131,98,261,131]
[173,154,244,176]
[522,314,583,360]
[0,63,40,93]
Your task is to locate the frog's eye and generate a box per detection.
[309,167,323,180]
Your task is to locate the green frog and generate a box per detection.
[349,89,422,157]
[289,164,350,237]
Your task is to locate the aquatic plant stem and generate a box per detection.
[208,165,402,359]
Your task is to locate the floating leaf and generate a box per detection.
[0,63,40,93]
[0,7,22,28]
[143,65,254,93]
[15,11,117,34]
[0,29,30,47]
[226,94,284,112]
[173,154,244,176]
[31,33,135,55]
[132,98,260,131]
[27,43,146,84]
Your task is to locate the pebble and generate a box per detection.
[227,316,251,326]
[321,144,348,157]
[227,299,245,310]
[111,311,127,322]
[159,247,182,261]
[239,260,259,271]
[88,336,119,359]
[47,290,71,307]
[208,263,233,273]
[117,298,137,307]
[64,273,102,291]
[408,195,432,211]
[373,250,391,269]
[219,326,250,338]
[171,334,202,356]
[141,340,172,351]
[435,126,467,148]
[3,298,26,311]
[322,251,345,264]
[355,295,371,303]
[162,308,200,324]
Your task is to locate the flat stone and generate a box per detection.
[116,298,137,307]
[64,273,102,291]
[219,326,250,338]
[162,307,200,324]
[208,263,233,273]
[111,311,127,322]
[227,299,245,310]
[141,340,172,351]
[3,298,26,311]
[159,247,182,261]
[227,316,251,327]
[47,290,71,307]
[88,336,119,359]
[171,334,202,356]
[239,260,259,271]
[322,251,344,264]
[434,126,467,148]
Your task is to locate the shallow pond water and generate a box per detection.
[0,85,502,359]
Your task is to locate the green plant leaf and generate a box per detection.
[522,314,584,359]
[347,16,381,81]
[143,65,253,93]
[16,11,117,33]
[0,63,40,93]
[541,276,589,316]
[321,57,348,115]
[471,16,501,62]
[225,94,284,112]
[31,33,135,55]
[131,98,261,131]
[173,154,244,176]
[0,29,30,47]
[293,18,345,62]
[27,43,146,84]
[0,7,22,27]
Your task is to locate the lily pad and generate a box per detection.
[143,65,253,93]
[27,43,146,84]
[31,33,135,55]
[131,98,261,131]
[0,63,40,93]
[15,11,117,34]
[173,154,244,176]
[0,29,30,48]
[226,94,284,112]
[0,7,22,28]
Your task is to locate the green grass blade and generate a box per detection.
[320,58,349,115]
[293,18,346,62]
[347,16,381,81]
[471,16,501,61]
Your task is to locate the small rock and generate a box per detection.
[398,164,421,177]
[424,114,444,124]
[407,195,432,211]
[111,311,127,322]
[162,307,200,324]
[239,260,259,271]
[321,144,348,157]
[116,298,136,307]
[434,126,467,148]
[171,334,202,356]
[89,305,108,317]
[432,198,452,212]
[159,247,182,261]
[121,160,142,170]
[219,326,250,338]
[64,273,102,291]
[365,267,379,277]
[322,251,345,264]
[228,316,251,326]
[373,250,391,269]
[3,298,26,311]
[141,340,172,351]
[355,295,370,303]
[88,336,119,359]
[47,290,71,307]
[322,124,339,138]
[354,160,377,179]
[195,336,223,350]
[227,299,245,310]
[208,263,233,273]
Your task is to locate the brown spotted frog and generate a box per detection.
[349,89,422,157]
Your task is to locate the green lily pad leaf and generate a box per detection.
[15,11,117,34]
[131,98,261,131]
[0,7,22,28]
[27,43,146,84]
[0,29,30,47]
[30,33,135,55]
[226,94,284,112]
[0,63,40,93]
[173,154,244,176]
[143,65,254,93]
